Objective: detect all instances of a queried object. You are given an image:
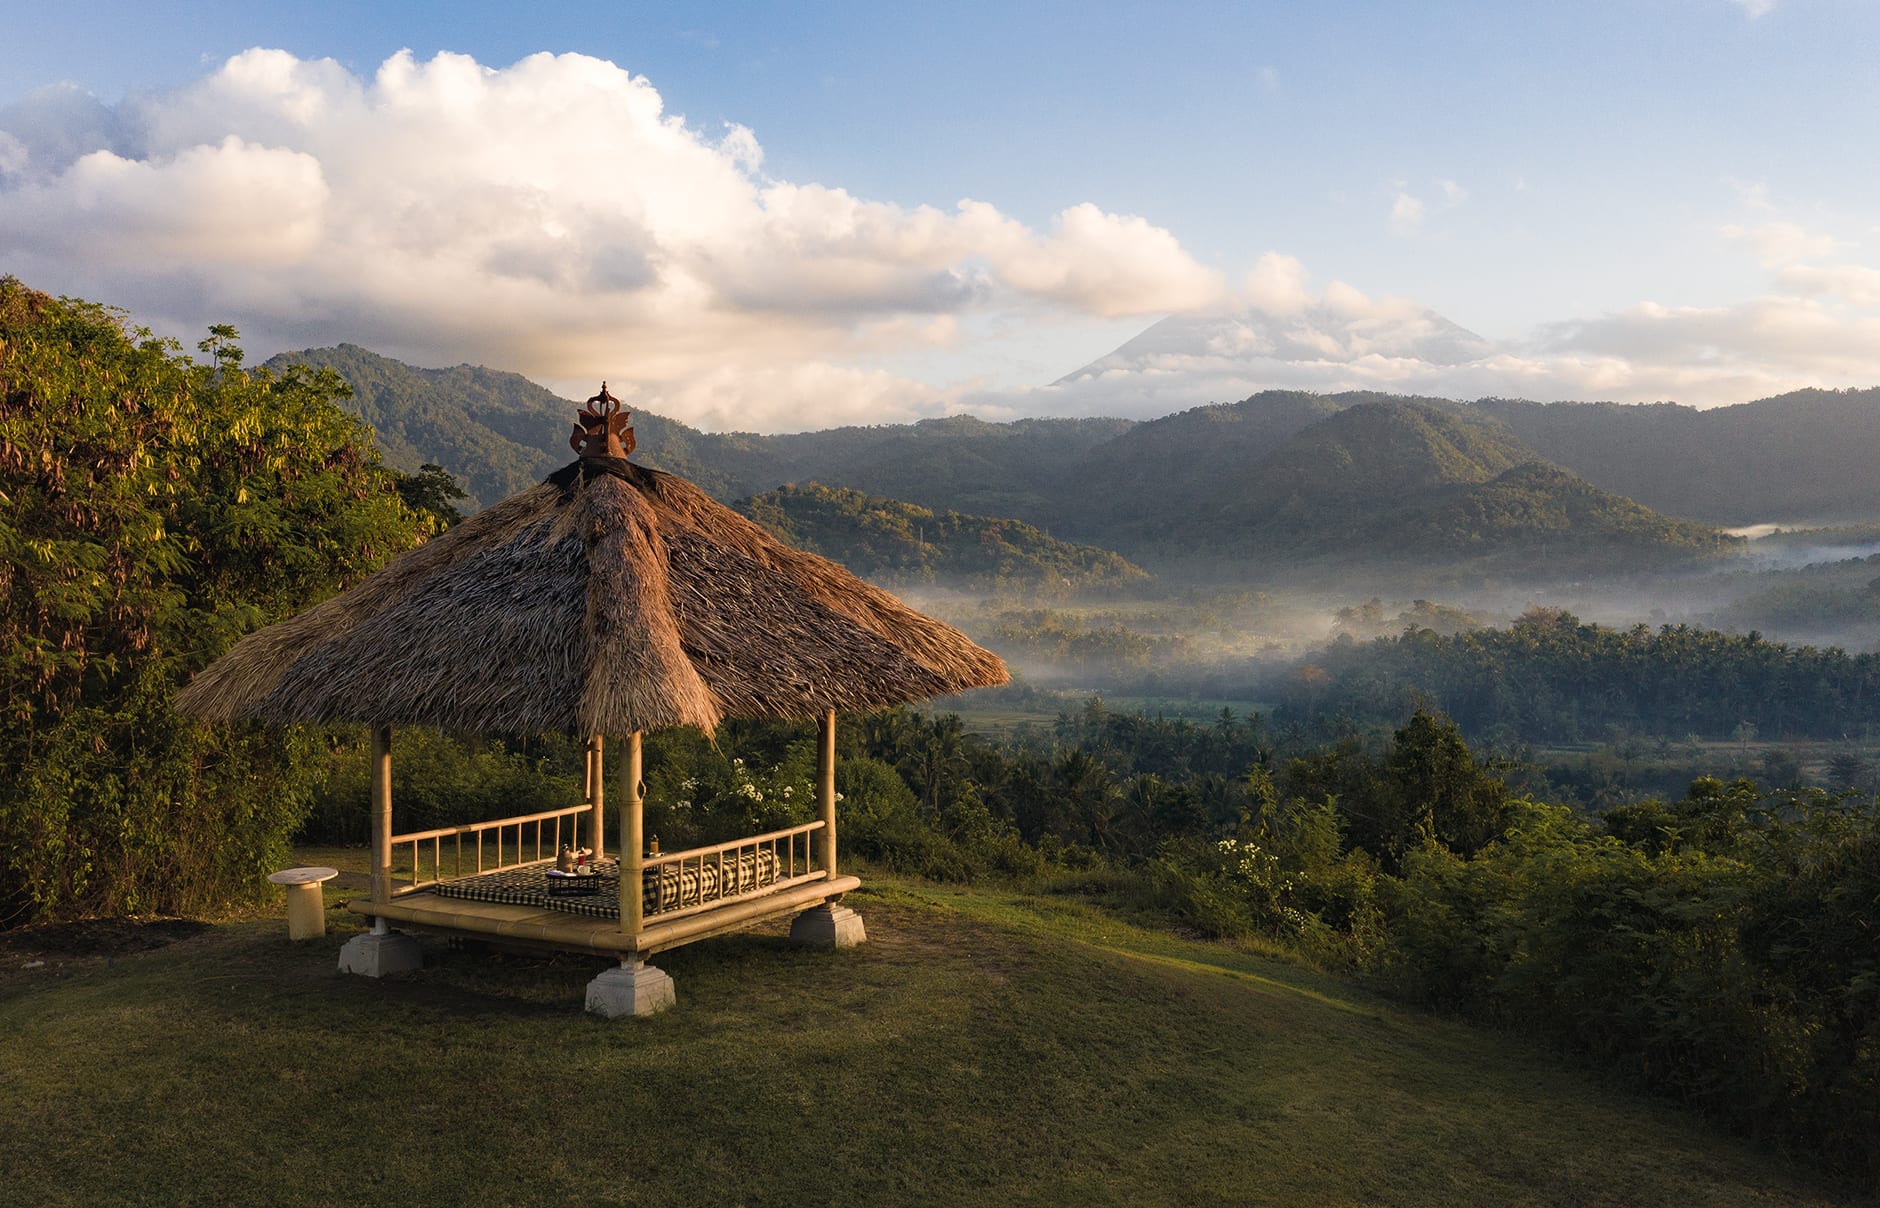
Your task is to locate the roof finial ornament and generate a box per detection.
[570,381,636,460]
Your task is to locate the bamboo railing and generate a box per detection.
[638,820,826,924]
[389,804,593,896]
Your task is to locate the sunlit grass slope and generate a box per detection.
[0,879,1847,1207]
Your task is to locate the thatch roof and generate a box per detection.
[175,457,1008,734]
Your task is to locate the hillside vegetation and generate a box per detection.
[1070,401,1728,573]
[736,483,1149,591]
[270,345,1880,546]
[769,413,1133,524]
[1479,388,1880,524]
[268,346,1770,580]
[264,345,780,507]
[1377,462,1733,569]
[1279,608,1880,741]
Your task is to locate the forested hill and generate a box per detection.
[1055,399,1517,555]
[269,345,1847,576]
[1374,462,1733,569]
[1038,390,1350,535]
[263,345,781,508]
[734,483,1149,591]
[763,414,1132,523]
[264,346,1126,513]
[1056,400,1729,572]
[1475,387,1880,524]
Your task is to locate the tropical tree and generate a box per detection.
[0,279,431,923]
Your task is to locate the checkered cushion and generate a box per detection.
[429,852,782,920]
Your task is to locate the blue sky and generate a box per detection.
[2,1,1877,429]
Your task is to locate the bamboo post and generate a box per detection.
[819,708,837,879]
[588,735,606,858]
[619,731,644,940]
[370,724,393,907]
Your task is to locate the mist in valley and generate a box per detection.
[894,522,1880,722]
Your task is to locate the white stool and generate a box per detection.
[268,867,339,940]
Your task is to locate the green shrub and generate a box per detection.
[837,756,971,879]
[1143,836,1256,938]
[0,281,429,924]
[296,728,585,845]
[1373,791,1880,1188]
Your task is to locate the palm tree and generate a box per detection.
[1051,748,1123,851]
[907,713,969,815]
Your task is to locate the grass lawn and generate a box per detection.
[0,870,1854,1207]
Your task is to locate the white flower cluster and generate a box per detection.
[1217,838,1298,893]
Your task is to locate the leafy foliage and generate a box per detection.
[1377,782,1880,1185]
[0,280,430,923]
[1278,608,1880,742]
[391,462,468,530]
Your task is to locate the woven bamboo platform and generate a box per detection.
[348,874,861,958]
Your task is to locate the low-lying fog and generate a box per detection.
[895,523,1880,698]
[1722,524,1880,572]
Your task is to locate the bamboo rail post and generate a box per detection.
[787,707,865,948]
[620,731,644,942]
[588,721,674,1017]
[819,708,837,880]
[589,735,606,859]
[371,724,393,909]
[338,723,423,977]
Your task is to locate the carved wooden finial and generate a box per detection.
[569,381,637,459]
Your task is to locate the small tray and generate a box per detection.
[545,869,601,896]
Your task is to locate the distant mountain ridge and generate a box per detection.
[1476,388,1880,525]
[1052,399,1729,573]
[270,344,1873,581]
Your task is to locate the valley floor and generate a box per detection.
[0,869,1853,1207]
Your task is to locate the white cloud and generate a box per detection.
[3,49,1875,434]
[0,130,27,176]
[0,49,1222,432]
[4,136,328,265]
[1037,207,1880,417]
[987,202,1229,316]
[1720,220,1837,265]
[1258,66,1280,93]
[650,361,951,432]
[1779,264,1880,308]
[1243,253,1312,314]
[1730,0,1778,18]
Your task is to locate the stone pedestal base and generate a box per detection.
[789,903,866,949]
[586,960,676,1018]
[337,929,423,978]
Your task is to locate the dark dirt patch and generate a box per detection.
[0,917,211,960]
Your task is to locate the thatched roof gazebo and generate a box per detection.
[177,387,1007,1015]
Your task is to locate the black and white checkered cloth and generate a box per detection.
[430,852,782,920]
